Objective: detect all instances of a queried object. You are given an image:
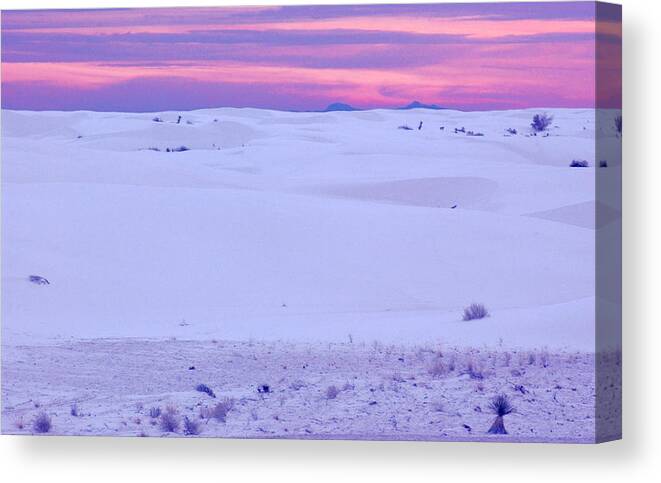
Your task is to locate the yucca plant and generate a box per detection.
[487,394,514,434]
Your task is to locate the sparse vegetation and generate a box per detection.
[614,115,622,135]
[149,406,161,418]
[398,124,413,130]
[506,128,517,135]
[33,412,52,433]
[289,380,306,391]
[600,160,608,168]
[196,383,216,398]
[159,406,179,432]
[531,113,553,132]
[463,303,489,321]
[487,394,514,434]
[570,159,589,167]
[166,146,190,153]
[201,398,235,422]
[428,358,447,378]
[325,385,340,399]
[152,116,163,123]
[464,358,485,380]
[70,403,79,417]
[183,415,201,435]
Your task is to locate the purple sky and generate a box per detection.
[1,2,621,111]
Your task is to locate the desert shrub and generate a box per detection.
[152,116,163,123]
[447,355,457,372]
[487,394,514,434]
[531,113,553,132]
[159,407,179,433]
[391,373,406,383]
[506,128,517,135]
[600,160,608,168]
[257,384,271,394]
[398,125,413,130]
[342,382,355,391]
[203,398,235,422]
[464,358,484,380]
[614,115,622,134]
[570,159,589,167]
[149,407,161,418]
[183,416,200,435]
[466,131,484,137]
[33,412,52,433]
[454,127,466,133]
[70,403,79,417]
[325,385,340,400]
[428,358,447,378]
[463,303,489,321]
[196,383,216,398]
[172,145,190,152]
[289,380,306,391]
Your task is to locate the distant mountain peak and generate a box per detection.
[400,101,444,110]
[323,102,358,112]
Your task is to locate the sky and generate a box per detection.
[0,3,621,112]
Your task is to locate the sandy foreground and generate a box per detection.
[1,338,620,442]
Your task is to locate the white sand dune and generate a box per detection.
[1,107,621,351]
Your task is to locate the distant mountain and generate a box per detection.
[320,101,443,112]
[323,102,358,112]
[399,101,444,110]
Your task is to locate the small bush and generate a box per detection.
[33,412,52,433]
[506,128,517,135]
[463,303,489,321]
[202,398,235,422]
[70,403,79,417]
[325,385,340,400]
[289,380,306,391]
[614,115,622,134]
[149,407,161,418]
[428,358,447,378]
[172,145,190,152]
[487,394,514,435]
[464,358,484,380]
[599,160,608,168]
[257,384,271,394]
[196,383,216,398]
[159,407,179,433]
[489,394,514,417]
[570,159,589,167]
[531,113,553,132]
[152,116,163,123]
[398,125,413,130]
[183,416,200,436]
